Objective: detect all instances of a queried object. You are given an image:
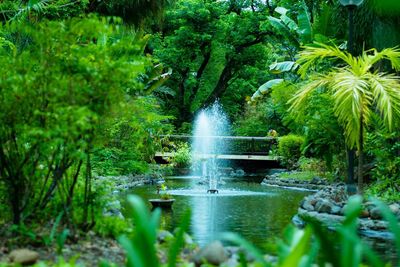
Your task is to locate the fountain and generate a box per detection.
[191,102,230,193]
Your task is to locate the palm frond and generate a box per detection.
[297,43,354,78]
[330,70,371,149]
[11,0,51,22]
[367,72,400,131]
[366,47,400,72]
[294,43,400,150]
[289,77,328,111]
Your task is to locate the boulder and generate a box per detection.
[360,209,370,218]
[302,199,315,211]
[9,249,39,265]
[370,208,383,220]
[310,177,322,184]
[389,203,400,215]
[194,241,227,265]
[331,205,342,215]
[315,199,333,214]
[183,233,194,245]
[222,258,239,267]
[235,169,245,177]
[292,214,305,228]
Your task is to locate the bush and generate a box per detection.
[233,101,288,137]
[94,216,132,238]
[278,135,305,170]
[298,157,327,174]
[365,179,400,202]
[170,143,191,168]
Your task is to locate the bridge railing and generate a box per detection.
[158,135,278,155]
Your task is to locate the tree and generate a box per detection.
[0,0,172,26]
[151,0,280,127]
[0,17,164,224]
[291,43,400,192]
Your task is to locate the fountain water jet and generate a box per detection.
[191,102,230,193]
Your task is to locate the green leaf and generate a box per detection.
[119,195,160,267]
[280,227,313,267]
[251,79,284,103]
[275,7,288,15]
[168,210,191,267]
[259,79,284,94]
[373,199,400,258]
[297,0,313,44]
[220,232,271,267]
[269,61,299,74]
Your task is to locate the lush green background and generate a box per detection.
[0,0,400,266]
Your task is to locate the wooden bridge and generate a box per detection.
[154,135,280,167]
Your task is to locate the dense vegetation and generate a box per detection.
[0,0,400,266]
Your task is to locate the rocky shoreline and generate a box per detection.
[261,172,329,191]
[260,172,400,240]
[96,174,164,218]
[292,184,400,240]
[95,174,164,192]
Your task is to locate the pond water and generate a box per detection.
[128,176,310,249]
[126,175,398,263]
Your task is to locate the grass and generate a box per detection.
[278,171,319,181]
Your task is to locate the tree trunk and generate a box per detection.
[11,185,21,225]
[176,69,190,126]
[358,116,364,194]
[201,63,234,108]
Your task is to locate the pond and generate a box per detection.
[128,176,310,250]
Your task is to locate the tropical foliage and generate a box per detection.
[291,43,400,191]
[278,135,305,169]
[1,0,400,266]
[0,16,171,226]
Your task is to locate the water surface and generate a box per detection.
[128,176,309,249]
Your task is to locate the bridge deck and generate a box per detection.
[155,152,279,161]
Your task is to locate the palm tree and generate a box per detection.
[290,43,400,192]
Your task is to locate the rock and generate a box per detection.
[359,229,394,240]
[341,202,349,211]
[360,209,370,218]
[331,205,342,215]
[302,199,315,211]
[297,208,344,229]
[310,177,321,184]
[225,246,240,258]
[222,258,239,267]
[194,241,227,265]
[315,199,333,214]
[183,233,194,245]
[235,169,245,177]
[364,202,375,210]
[264,254,278,264]
[292,214,305,228]
[9,249,39,265]
[389,203,400,215]
[370,207,382,220]
[157,230,174,243]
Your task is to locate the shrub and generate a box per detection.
[365,179,400,202]
[233,101,288,137]
[278,135,305,170]
[94,216,132,238]
[170,143,191,168]
[298,157,327,174]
